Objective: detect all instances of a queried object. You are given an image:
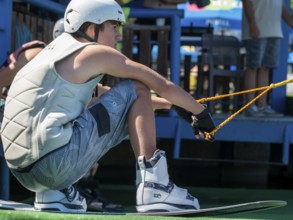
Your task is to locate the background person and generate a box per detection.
[242,0,293,117]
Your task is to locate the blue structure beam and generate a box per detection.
[0,0,12,65]
[0,0,12,200]
[25,0,66,14]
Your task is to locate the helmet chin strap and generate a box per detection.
[94,24,100,42]
[75,24,100,43]
[76,30,96,42]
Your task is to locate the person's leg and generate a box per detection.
[256,38,275,108]
[244,66,258,103]
[257,38,283,116]
[256,66,270,108]
[243,39,265,116]
[128,81,199,212]
[12,80,138,213]
[127,81,157,159]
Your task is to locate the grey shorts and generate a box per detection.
[11,80,137,191]
[244,38,280,68]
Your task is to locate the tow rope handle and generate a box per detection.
[197,78,293,142]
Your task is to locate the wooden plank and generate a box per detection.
[139,29,151,66]
[24,14,31,31]
[30,16,37,40]
[183,55,192,92]
[37,17,43,41]
[121,24,170,79]
[157,27,169,78]
[122,26,133,60]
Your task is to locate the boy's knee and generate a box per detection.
[133,81,150,96]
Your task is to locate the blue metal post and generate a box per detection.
[0,148,10,200]
[0,0,12,200]
[170,13,182,86]
[0,0,12,65]
[282,124,293,165]
[173,119,182,159]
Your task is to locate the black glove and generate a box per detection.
[171,104,193,124]
[191,108,215,135]
[171,105,215,135]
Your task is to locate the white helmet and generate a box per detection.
[64,0,125,33]
[53,18,65,39]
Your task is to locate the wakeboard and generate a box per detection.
[0,199,287,217]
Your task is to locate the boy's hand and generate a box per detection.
[171,105,216,136]
[191,108,215,135]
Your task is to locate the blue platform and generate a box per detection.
[156,114,293,165]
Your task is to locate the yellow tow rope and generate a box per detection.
[196,78,293,142]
